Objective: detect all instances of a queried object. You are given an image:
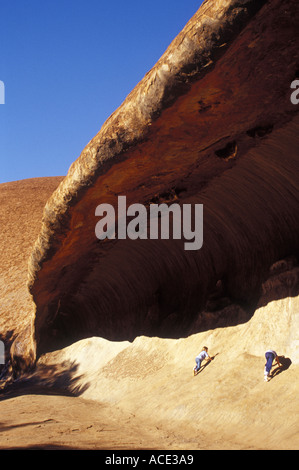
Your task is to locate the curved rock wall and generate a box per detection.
[23,0,299,358]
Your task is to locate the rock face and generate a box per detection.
[22,0,299,361]
[0,177,64,374]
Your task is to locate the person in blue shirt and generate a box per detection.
[264,349,282,381]
[193,346,212,376]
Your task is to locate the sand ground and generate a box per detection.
[0,299,298,450]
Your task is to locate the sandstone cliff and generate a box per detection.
[0,0,298,450]
[19,0,299,363]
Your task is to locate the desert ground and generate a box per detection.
[0,178,298,451]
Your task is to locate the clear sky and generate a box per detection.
[0,1,203,184]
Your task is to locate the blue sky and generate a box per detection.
[0,1,202,184]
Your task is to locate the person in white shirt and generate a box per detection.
[193,346,212,376]
[264,349,282,381]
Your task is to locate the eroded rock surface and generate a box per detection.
[22,0,299,360]
[0,177,64,374]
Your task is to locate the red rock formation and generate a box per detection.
[19,0,299,363]
[0,177,64,374]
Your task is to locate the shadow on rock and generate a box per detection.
[0,360,90,401]
[270,356,292,380]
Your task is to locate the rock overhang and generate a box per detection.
[20,0,299,361]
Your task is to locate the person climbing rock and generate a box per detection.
[264,349,282,382]
[193,346,212,376]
